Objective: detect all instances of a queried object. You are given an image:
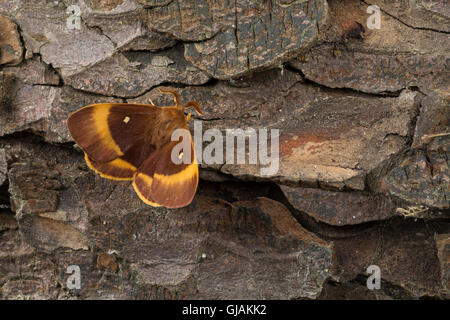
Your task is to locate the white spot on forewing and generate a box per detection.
[123,116,130,124]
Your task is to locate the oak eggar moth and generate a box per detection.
[67,88,203,209]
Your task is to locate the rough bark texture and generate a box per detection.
[0,0,449,300]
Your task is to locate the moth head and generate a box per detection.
[157,87,203,121]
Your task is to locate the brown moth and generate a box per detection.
[67,88,203,209]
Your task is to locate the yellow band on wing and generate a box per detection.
[153,162,198,186]
[132,173,161,207]
[84,153,135,181]
[92,105,124,156]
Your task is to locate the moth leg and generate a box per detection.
[186,113,192,121]
[148,98,156,106]
[158,88,180,106]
